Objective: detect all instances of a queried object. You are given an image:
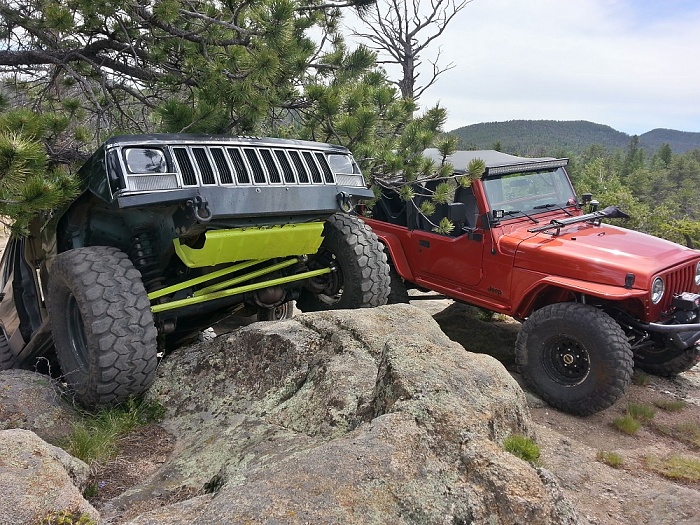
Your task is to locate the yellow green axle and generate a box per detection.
[150,223,328,314]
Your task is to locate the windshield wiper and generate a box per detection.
[532,203,573,216]
[503,210,539,224]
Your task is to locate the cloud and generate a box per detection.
[381,0,700,134]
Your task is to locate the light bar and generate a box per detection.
[485,159,569,177]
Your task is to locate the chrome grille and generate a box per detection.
[166,145,338,187]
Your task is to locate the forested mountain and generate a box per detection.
[449,120,700,156]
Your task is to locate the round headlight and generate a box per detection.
[651,277,665,304]
[695,261,700,286]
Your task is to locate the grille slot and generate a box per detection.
[275,150,296,183]
[192,147,215,184]
[260,149,282,183]
[211,148,233,184]
[288,151,309,183]
[173,148,197,185]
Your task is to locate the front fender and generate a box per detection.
[513,274,647,319]
[374,231,415,282]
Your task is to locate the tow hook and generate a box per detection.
[187,196,212,223]
[336,192,354,213]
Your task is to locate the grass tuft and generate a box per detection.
[503,434,540,463]
[597,450,624,468]
[38,510,96,524]
[613,414,641,435]
[646,454,700,482]
[626,402,656,422]
[632,372,652,386]
[65,398,165,466]
[653,398,687,412]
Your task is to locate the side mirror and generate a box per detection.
[581,193,592,204]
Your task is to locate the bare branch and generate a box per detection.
[352,0,473,100]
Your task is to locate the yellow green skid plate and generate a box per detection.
[174,222,325,268]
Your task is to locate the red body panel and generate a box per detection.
[365,179,700,322]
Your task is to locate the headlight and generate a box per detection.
[695,261,700,286]
[123,147,178,191]
[651,277,665,304]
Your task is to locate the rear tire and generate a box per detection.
[387,269,410,304]
[0,332,14,370]
[634,345,700,376]
[515,303,633,416]
[47,246,158,408]
[297,214,390,312]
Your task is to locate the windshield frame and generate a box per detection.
[482,167,577,218]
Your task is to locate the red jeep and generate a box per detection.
[364,149,700,415]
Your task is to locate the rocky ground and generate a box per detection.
[82,295,700,525]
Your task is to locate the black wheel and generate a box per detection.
[256,300,294,321]
[515,303,633,416]
[296,213,390,312]
[0,331,14,370]
[387,269,410,304]
[634,344,700,376]
[47,246,158,408]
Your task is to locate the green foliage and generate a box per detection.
[0,119,79,233]
[66,398,165,466]
[613,414,641,435]
[596,450,623,468]
[39,510,96,525]
[448,120,700,156]
[626,403,656,423]
[503,434,540,463]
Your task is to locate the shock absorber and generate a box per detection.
[130,230,163,292]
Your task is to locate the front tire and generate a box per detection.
[47,247,158,408]
[515,303,633,416]
[297,214,390,312]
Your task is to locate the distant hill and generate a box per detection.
[448,120,700,156]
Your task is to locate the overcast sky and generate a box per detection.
[352,0,700,135]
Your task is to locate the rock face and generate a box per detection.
[0,369,81,444]
[0,428,98,525]
[115,304,580,524]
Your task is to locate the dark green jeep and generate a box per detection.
[0,134,389,407]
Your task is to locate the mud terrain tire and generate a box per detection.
[516,302,633,416]
[634,345,700,377]
[297,214,390,311]
[47,246,158,408]
[0,333,13,370]
[387,269,410,304]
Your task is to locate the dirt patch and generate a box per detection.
[431,298,700,525]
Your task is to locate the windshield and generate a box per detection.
[482,167,576,215]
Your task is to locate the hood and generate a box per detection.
[507,222,698,289]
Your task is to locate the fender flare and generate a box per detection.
[375,231,415,282]
[513,275,647,319]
